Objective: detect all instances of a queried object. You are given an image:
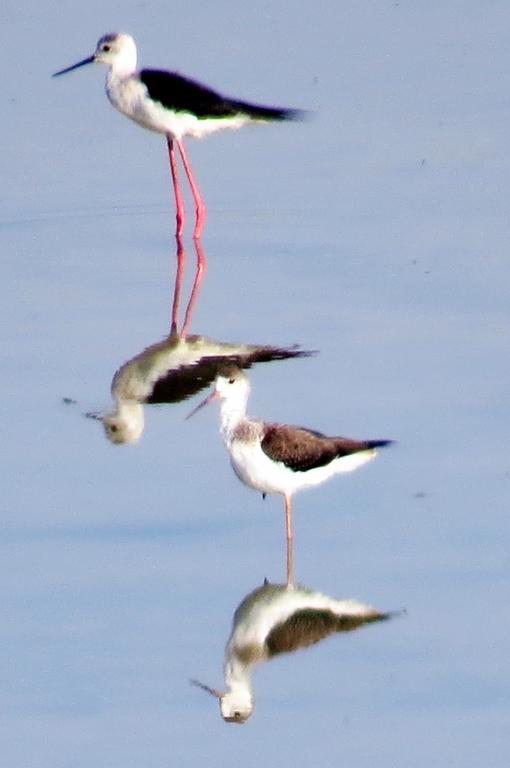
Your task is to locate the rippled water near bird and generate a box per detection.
[3,3,510,767]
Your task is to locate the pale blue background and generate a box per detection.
[2,2,509,766]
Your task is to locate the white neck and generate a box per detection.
[109,43,137,77]
[219,395,248,444]
[224,656,253,704]
[117,399,143,421]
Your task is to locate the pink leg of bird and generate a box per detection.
[167,137,185,237]
[284,494,294,586]
[170,234,186,335]
[176,137,206,239]
[180,240,206,337]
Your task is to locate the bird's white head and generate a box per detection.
[102,409,144,444]
[190,679,253,724]
[53,33,137,77]
[214,366,251,403]
[86,402,144,444]
[185,365,251,420]
[219,688,254,724]
[93,33,137,71]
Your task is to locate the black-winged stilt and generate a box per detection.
[89,337,314,444]
[191,580,393,723]
[53,33,306,238]
[188,366,393,585]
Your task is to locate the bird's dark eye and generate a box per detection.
[228,378,235,384]
[110,424,118,432]
[101,44,111,52]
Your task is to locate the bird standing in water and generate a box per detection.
[53,33,305,238]
[188,366,393,584]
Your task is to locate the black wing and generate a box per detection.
[148,348,313,405]
[140,68,305,121]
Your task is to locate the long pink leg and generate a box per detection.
[170,234,186,335]
[284,494,294,586]
[175,137,206,239]
[180,240,206,338]
[167,137,185,237]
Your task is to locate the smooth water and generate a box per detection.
[2,2,510,766]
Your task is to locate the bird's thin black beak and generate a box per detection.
[189,679,223,699]
[84,411,102,421]
[52,55,95,77]
[185,390,219,420]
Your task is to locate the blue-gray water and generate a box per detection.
[2,2,510,766]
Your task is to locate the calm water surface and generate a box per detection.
[2,2,510,766]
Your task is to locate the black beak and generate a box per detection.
[52,55,95,77]
[84,411,102,421]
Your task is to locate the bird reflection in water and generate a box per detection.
[192,580,394,723]
[87,237,314,443]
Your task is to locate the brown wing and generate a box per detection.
[265,608,389,657]
[260,424,388,472]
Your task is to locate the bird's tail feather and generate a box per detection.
[367,439,394,450]
[231,100,308,121]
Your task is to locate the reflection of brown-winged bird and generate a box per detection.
[89,335,314,444]
[192,581,395,723]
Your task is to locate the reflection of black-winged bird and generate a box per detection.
[192,581,394,723]
[88,334,314,444]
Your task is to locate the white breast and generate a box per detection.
[228,438,378,497]
[106,75,251,139]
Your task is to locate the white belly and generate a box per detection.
[228,439,377,497]
[106,77,251,139]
